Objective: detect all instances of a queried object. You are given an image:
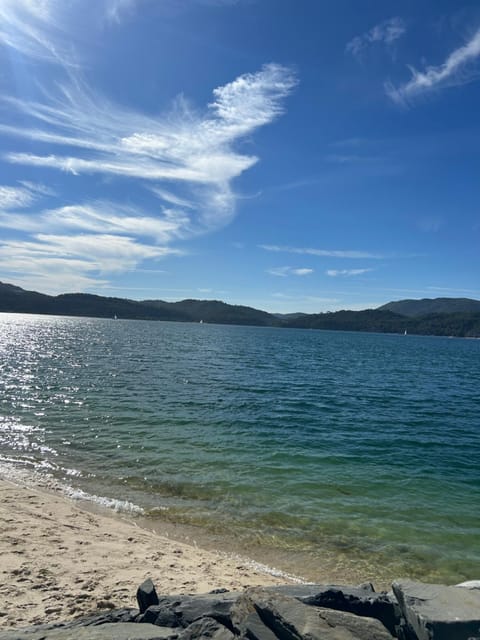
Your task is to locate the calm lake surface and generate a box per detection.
[1,313,479,584]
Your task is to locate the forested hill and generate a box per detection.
[143,298,278,326]
[378,297,480,317]
[1,281,480,337]
[286,308,480,338]
[0,282,278,326]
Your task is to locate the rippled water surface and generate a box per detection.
[1,313,479,584]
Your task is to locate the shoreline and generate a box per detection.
[0,477,302,628]
[0,464,399,599]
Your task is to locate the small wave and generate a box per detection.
[0,458,144,517]
[63,485,144,515]
[225,553,306,584]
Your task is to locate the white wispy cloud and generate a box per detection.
[0,0,76,65]
[0,0,137,63]
[0,185,36,209]
[386,27,480,105]
[0,231,180,294]
[0,63,295,293]
[0,60,296,290]
[260,244,383,259]
[267,266,314,277]
[292,268,313,276]
[0,181,54,209]
[0,201,189,243]
[103,0,137,24]
[150,187,196,210]
[0,197,187,293]
[3,63,296,236]
[326,268,372,277]
[18,181,57,197]
[0,2,296,290]
[0,1,297,292]
[346,17,406,58]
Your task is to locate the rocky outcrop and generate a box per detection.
[136,590,240,630]
[231,587,393,640]
[0,579,479,640]
[392,579,480,640]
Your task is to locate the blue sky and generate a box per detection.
[0,0,479,313]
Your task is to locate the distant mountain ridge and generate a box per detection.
[1,281,479,337]
[378,297,480,317]
[0,282,278,327]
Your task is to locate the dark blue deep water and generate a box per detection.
[1,313,479,584]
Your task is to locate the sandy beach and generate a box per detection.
[0,478,297,629]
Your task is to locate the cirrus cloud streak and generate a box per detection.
[386,27,480,104]
[326,268,372,277]
[260,244,383,259]
[267,266,314,277]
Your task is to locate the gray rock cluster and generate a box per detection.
[0,579,479,640]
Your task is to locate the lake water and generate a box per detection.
[1,313,479,585]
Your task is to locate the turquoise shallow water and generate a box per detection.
[1,312,479,584]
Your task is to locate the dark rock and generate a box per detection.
[56,608,139,628]
[137,593,240,631]
[286,584,399,635]
[138,601,182,628]
[265,583,336,600]
[138,579,160,614]
[315,607,394,639]
[231,591,278,640]
[0,609,139,635]
[236,610,278,640]
[233,588,394,640]
[177,617,235,640]
[394,619,419,640]
[392,579,480,640]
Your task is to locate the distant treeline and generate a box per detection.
[285,308,480,338]
[1,281,479,338]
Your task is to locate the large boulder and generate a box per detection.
[392,579,480,640]
[231,587,394,640]
[137,592,240,630]
[269,583,399,635]
[177,617,235,640]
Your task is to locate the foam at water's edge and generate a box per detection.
[226,554,306,584]
[0,459,144,516]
